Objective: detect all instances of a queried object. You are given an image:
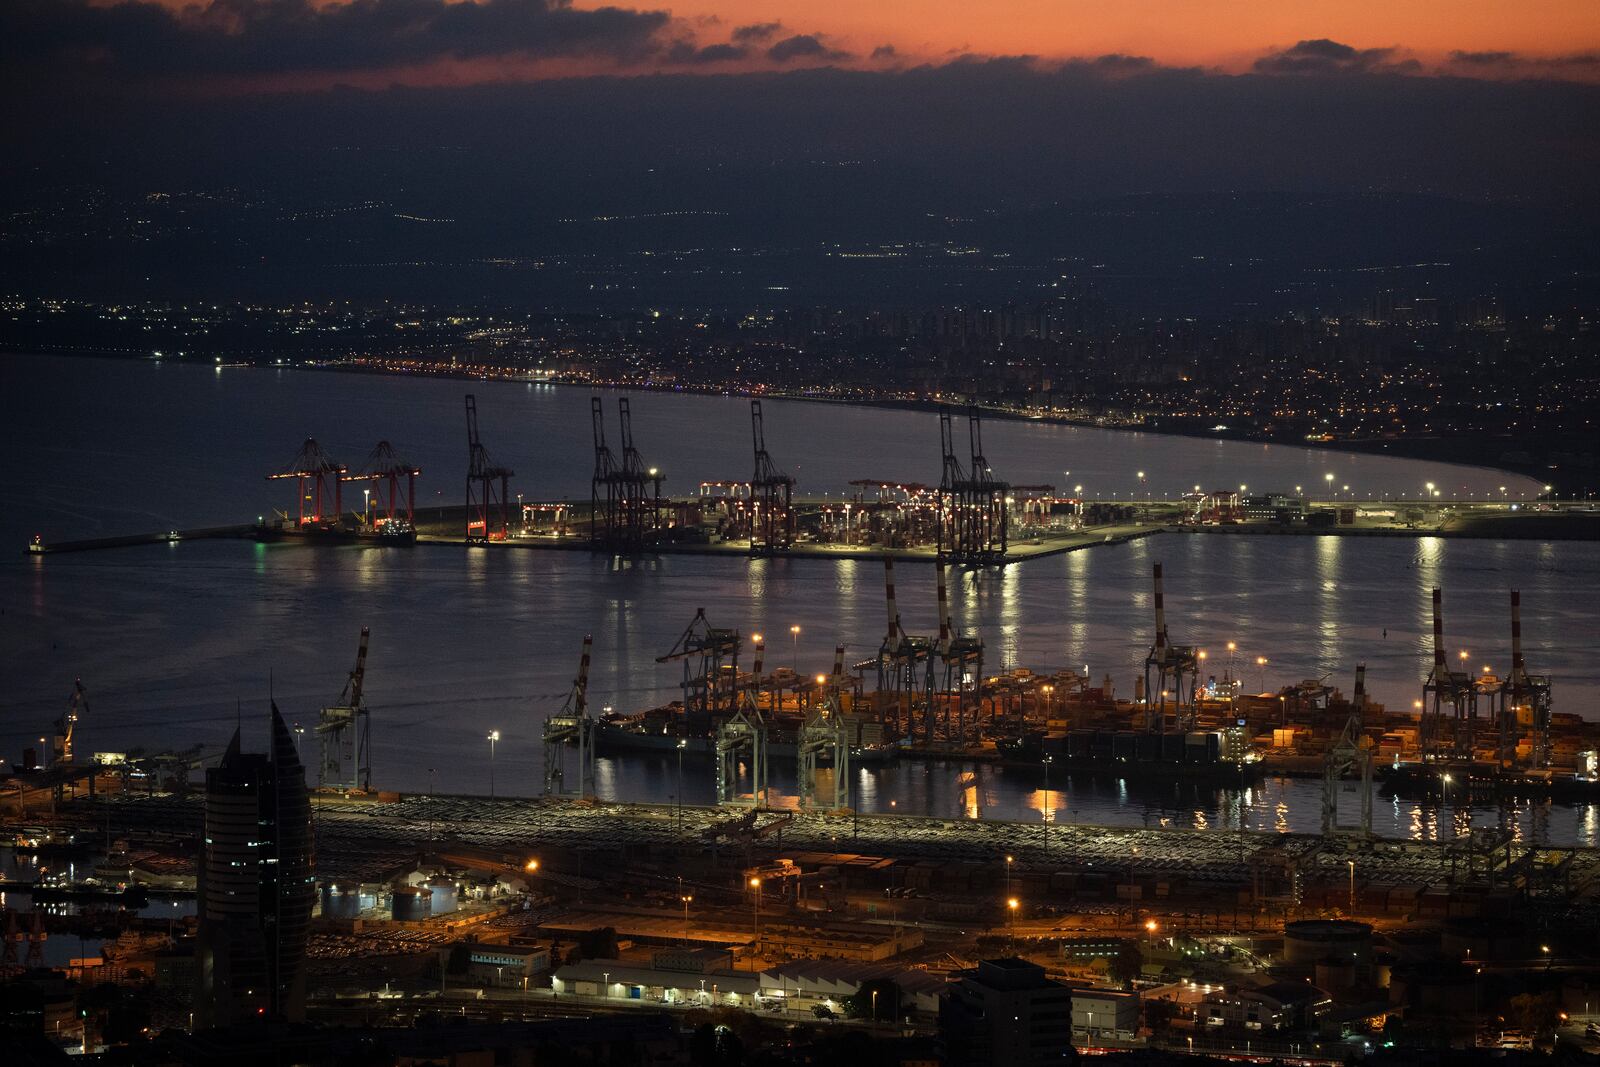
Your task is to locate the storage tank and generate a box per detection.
[1284,919,1372,965]
[426,876,459,915]
[392,885,431,922]
[320,883,363,920]
[1315,956,1357,994]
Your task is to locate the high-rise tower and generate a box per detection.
[194,705,314,1028]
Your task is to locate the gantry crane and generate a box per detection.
[931,563,984,744]
[1421,587,1475,762]
[1504,589,1554,769]
[317,627,372,791]
[53,679,87,766]
[936,405,1009,564]
[1322,663,1373,838]
[876,557,934,743]
[750,400,795,555]
[590,396,663,551]
[658,608,742,729]
[345,440,420,533]
[543,634,597,798]
[465,395,514,543]
[267,438,346,528]
[1143,563,1199,734]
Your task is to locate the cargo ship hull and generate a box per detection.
[1381,762,1600,801]
[594,721,893,764]
[997,728,1263,782]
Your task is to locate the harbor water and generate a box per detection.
[3,354,1593,845]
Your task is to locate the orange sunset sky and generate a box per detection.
[8,0,1598,94]
[630,0,1599,72]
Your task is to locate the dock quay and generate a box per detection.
[24,521,379,556]
[15,792,1600,917]
[24,502,1598,561]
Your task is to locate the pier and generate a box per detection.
[24,503,1597,561]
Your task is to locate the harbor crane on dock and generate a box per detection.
[543,634,597,799]
[345,440,420,533]
[796,698,850,810]
[1421,587,1476,762]
[716,699,768,808]
[936,405,1009,564]
[931,563,984,744]
[317,627,372,791]
[590,396,663,551]
[1505,590,1553,770]
[1321,663,1373,838]
[1143,563,1199,734]
[465,395,514,543]
[267,438,346,528]
[876,557,935,744]
[658,608,742,724]
[749,400,794,555]
[53,679,87,766]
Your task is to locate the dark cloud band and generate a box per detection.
[0,0,673,75]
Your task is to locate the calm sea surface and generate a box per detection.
[3,355,1594,844]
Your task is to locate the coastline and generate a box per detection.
[312,357,1559,497]
[3,347,1560,496]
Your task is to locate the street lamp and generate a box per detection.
[681,894,693,945]
[1256,656,1268,693]
[676,738,687,832]
[1005,855,1013,901]
[1348,860,1356,913]
[487,730,500,801]
[790,624,801,658]
[749,877,763,961]
[1007,897,1020,950]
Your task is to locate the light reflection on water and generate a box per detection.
[5,531,1595,845]
[2,356,1594,844]
[604,749,1598,846]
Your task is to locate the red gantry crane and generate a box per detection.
[345,440,420,534]
[267,438,346,528]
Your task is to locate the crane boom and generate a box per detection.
[341,627,371,708]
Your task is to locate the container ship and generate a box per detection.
[995,727,1263,782]
[594,703,895,764]
[1380,756,1600,802]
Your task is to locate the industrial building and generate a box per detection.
[550,957,760,1007]
[940,958,1076,1066]
[1199,982,1332,1032]
[1068,984,1141,1044]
